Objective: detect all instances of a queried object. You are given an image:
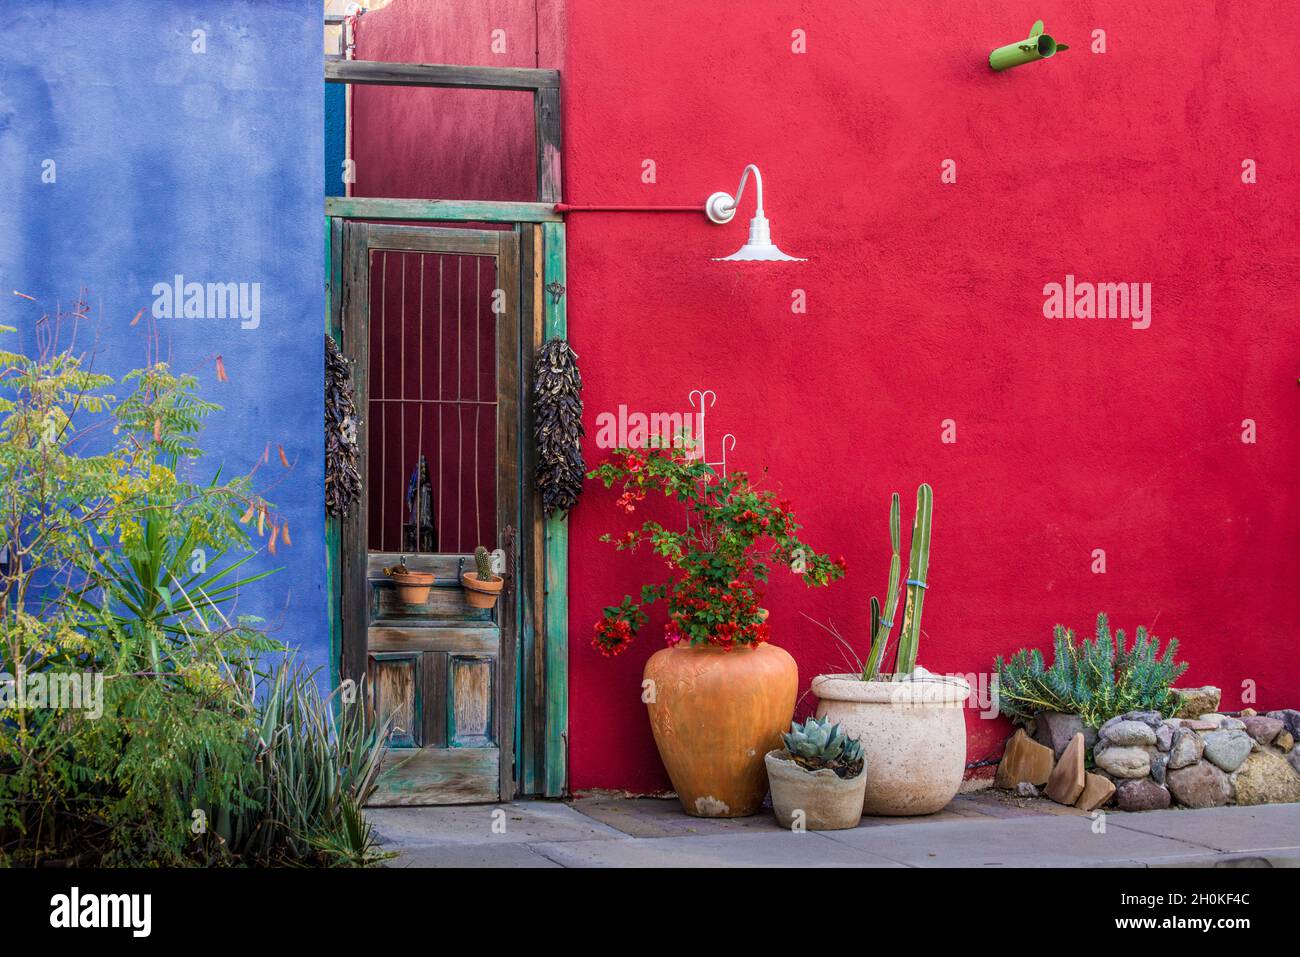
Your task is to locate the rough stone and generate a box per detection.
[1150,749,1169,786]
[1155,722,1175,751]
[1179,719,1218,732]
[1102,720,1157,747]
[1232,751,1300,806]
[1016,782,1040,797]
[1199,713,1227,728]
[1277,731,1294,753]
[1240,708,1257,717]
[1122,710,1164,729]
[1074,772,1116,812]
[1167,728,1205,770]
[1097,716,1119,738]
[1046,733,1086,805]
[1171,686,1221,718]
[995,729,1055,788]
[1265,709,1300,741]
[1289,749,1300,777]
[1115,777,1171,811]
[1202,730,1253,773]
[1095,746,1151,779]
[1220,717,1246,731]
[1033,711,1084,759]
[1166,760,1232,808]
[1242,716,1284,745]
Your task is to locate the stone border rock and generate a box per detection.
[998,704,1300,812]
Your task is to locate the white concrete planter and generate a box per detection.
[764,750,867,831]
[812,673,970,816]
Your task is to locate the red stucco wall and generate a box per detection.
[354,1,1300,795]
[352,0,564,201]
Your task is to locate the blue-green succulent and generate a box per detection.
[782,716,865,778]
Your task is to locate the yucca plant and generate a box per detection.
[234,659,393,867]
[782,716,865,779]
[995,613,1188,727]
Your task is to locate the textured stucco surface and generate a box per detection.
[0,2,326,674]
[560,1,1300,791]
[349,1,1300,795]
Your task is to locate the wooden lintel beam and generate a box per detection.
[326,59,560,92]
[325,197,560,223]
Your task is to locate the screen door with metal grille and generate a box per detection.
[340,222,520,805]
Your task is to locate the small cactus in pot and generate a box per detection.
[766,716,868,830]
[461,545,504,610]
[764,717,868,832]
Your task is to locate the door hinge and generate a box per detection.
[501,525,517,599]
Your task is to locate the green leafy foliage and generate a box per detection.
[588,445,845,655]
[994,613,1189,727]
[0,315,386,866]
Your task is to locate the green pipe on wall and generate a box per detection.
[989,20,1069,71]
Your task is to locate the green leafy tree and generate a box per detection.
[0,300,385,866]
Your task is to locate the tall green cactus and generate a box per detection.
[893,483,933,675]
[861,492,901,681]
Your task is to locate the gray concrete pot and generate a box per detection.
[765,750,867,831]
[812,673,970,815]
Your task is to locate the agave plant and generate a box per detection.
[782,716,865,779]
[234,659,394,866]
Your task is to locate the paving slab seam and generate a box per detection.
[520,842,571,868]
[1103,821,1230,854]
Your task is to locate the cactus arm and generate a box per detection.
[863,492,902,680]
[894,483,933,676]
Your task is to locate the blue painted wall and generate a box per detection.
[0,3,328,676]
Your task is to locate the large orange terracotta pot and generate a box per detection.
[643,642,798,817]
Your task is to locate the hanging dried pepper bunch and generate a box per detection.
[325,335,361,517]
[534,339,584,515]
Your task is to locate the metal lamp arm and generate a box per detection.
[706,164,765,224]
[728,164,765,216]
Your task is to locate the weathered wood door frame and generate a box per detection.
[340,221,520,803]
[324,60,567,798]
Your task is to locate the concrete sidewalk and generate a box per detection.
[367,790,1300,868]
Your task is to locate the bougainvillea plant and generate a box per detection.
[588,445,845,656]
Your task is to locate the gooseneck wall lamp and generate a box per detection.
[704,165,805,262]
[554,163,804,262]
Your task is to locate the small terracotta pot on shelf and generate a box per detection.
[383,562,435,605]
[461,571,504,609]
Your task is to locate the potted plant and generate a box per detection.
[766,716,868,830]
[383,556,434,605]
[811,485,971,816]
[589,445,845,818]
[461,545,503,610]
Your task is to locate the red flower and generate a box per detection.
[588,447,841,654]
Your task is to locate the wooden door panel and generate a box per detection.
[368,625,498,654]
[370,581,492,625]
[371,748,499,806]
[370,652,422,749]
[343,222,520,807]
[447,655,495,748]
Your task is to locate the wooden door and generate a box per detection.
[340,222,520,805]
